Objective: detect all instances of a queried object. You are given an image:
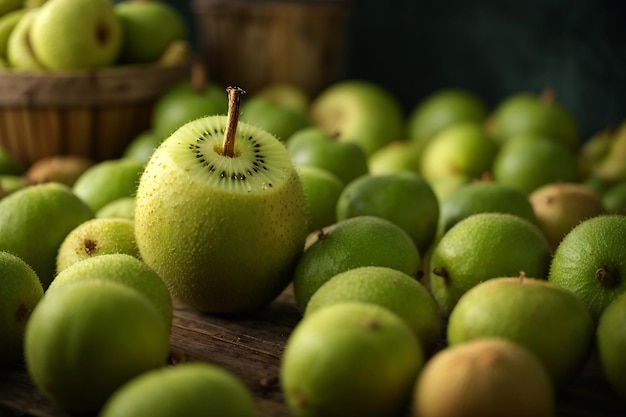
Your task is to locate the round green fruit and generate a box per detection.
[596,291,626,401]
[122,130,164,164]
[296,165,344,232]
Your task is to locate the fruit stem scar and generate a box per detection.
[222,86,246,158]
[432,267,449,284]
[595,266,620,289]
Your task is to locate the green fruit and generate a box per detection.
[24,279,170,412]
[447,276,594,390]
[0,251,43,368]
[336,171,439,255]
[367,140,421,175]
[492,133,580,194]
[286,126,369,185]
[122,130,164,164]
[412,338,555,417]
[596,291,626,401]
[135,87,309,314]
[281,302,423,417]
[292,215,421,311]
[254,82,310,113]
[0,182,94,288]
[602,181,626,214]
[309,80,405,156]
[56,217,139,272]
[305,266,442,355]
[0,8,26,60]
[0,0,24,16]
[29,0,123,70]
[114,0,187,64]
[297,165,344,232]
[95,196,136,220]
[48,253,173,327]
[548,214,626,323]
[100,362,257,417]
[0,174,26,197]
[239,97,311,142]
[72,158,144,212]
[429,212,552,315]
[6,7,44,70]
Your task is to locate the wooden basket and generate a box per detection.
[191,0,352,97]
[0,62,190,167]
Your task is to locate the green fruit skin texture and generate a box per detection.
[548,214,626,323]
[429,212,552,316]
[0,251,44,368]
[24,280,170,413]
[281,302,424,417]
[0,182,94,288]
[134,117,309,314]
[292,216,421,311]
[100,362,257,417]
[447,277,594,391]
[596,291,626,401]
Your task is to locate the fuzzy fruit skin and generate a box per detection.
[134,128,309,314]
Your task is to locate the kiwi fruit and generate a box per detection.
[25,155,94,186]
[134,87,309,314]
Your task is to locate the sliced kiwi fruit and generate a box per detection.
[134,87,309,314]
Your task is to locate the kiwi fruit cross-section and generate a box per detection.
[134,87,309,314]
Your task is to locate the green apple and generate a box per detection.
[6,7,44,70]
[114,0,188,64]
[286,126,369,185]
[95,196,136,220]
[588,121,626,182]
[122,130,163,164]
[239,96,310,142]
[297,165,344,232]
[309,79,405,156]
[0,174,27,198]
[0,7,26,60]
[253,82,310,113]
[367,141,421,175]
[29,0,123,70]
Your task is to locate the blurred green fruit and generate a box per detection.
[297,165,344,232]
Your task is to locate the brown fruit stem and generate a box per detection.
[222,86,246,158]
[432,267,449,285]
[191,61,207,93]
[595,267,620,289]
[539,87,556,105]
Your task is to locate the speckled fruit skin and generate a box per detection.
[134,117,309,314]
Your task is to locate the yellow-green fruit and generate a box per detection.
[0,251,43,368]
[412,338,555,417]
[100,362,257,417]
[48,253,173,328]
[596,291,626,401]
[135,113,309,314]
[24,279,170,413]
[281,302,423,417]
[0,8,26,59]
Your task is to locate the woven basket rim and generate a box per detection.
[0,61,191,108]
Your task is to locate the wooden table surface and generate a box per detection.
[1,287,624,417]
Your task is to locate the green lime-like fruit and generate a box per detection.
[429,212,552,315]
[297,165,344,232]
[95,196,136,220]
[24,279,170,413]
[100,362,257,417]
[412,338,555,417]
[281,301,423,417]
[135,87,309,314]
[48,253,172,327]
[602,181,626,214]
[0,251,43,368]
[122,130,164,164]
[305,266,442,355]
[72,158,144,212]
[336,171,439,255]
[447,276,594,390]
[0,182,94,288]
[239,97,311,142]
[367,140,421,176]
[253,82,310,113]
[596,291,626,401]
[56,217,139,272]
[293,215,421,311]
[548,214,626,323]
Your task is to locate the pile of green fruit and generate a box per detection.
[1,72,626,417]
[0,0,190,70]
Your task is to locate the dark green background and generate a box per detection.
[169,0,626,140]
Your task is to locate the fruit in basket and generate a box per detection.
[56,217,139,272]
[447,276,594,390]
[24,155,93,186]
[429,212,551,315]
[309,80,405,156]
[114,0,187,65]
[286,126,369,185]
[72,157,144,212]
[134,87,309,314]
[100,362,257,417]
[548,214,626,323]
[281,302,424,417]
[596,291,626,401]
[24,279,170,413]
[0,251,44,368]
[529,182,605,252]
[0,182,94,288]
[29,0,122,70]
[48,253,173,327]
[412,338,555,417]
[305,266,443,355]
[0,7,26,60]
[292,215,421,311]
[296,165,344,232]
[240,97,311,142]
[6,8,43,70]
[419,122,499,182]
[336,171,440,254]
